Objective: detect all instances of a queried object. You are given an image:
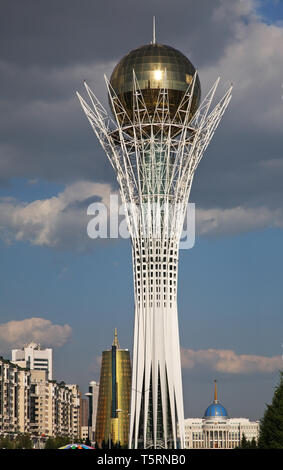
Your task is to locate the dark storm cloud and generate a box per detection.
[0,0,252,67]
[0,60,117,184]
[0,0,282,219]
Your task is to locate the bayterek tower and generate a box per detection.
[77,29,232,449]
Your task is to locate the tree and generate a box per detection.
[44,438,55,449]
[45,435,72,449]
[0,436,13,449]
[236,434,257,449]
[15,434,33,449]
[0,434,33,449]
[240,434,248,448]
[258,371,283,449]
[249,437,257,449]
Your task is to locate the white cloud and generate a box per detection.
[0,180,282,251]
[211,0,257,24]
[89,355,102,378]
[0,180,115,250]
[181,348,282,374]
[201,19,283,134]
[196,205,283,236]
[0,317,72,348]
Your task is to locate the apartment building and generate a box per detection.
[0,357,31,435]
[0,356,80,440]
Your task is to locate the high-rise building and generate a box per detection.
[29,371,80,439]
[80,397,89,427]
[95,329,131,448]
[77,27,232,449]
[12,342,52,380]
[85,380,99,443]
[0,357,31,435]
[79,396,89,441]
[0,354,80,440]
[29,370,53,437]
[184,381,259,449]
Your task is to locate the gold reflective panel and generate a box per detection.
[95,331,131,448]
[153,69,163,81]
[111,417,119,443]
[95,350,112,446]
[109,43,201,125]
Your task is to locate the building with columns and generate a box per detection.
[184,381,259,449]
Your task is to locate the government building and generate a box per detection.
[184,381,259,449]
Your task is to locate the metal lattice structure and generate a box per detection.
[77,71,232,449]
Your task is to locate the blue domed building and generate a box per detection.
[184,381,259,449]
[203,380,228,420]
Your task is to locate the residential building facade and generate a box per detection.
[0,357,31,435]
[0,356,80,440]
[12,342,53,380]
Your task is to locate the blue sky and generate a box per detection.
[258,0,283,23]
[0,0,283,421]
[1,223,282,418]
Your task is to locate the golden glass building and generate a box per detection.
[95,329,131,448]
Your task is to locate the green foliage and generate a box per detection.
[98,439,126,449]
[249,437,257,449]
[101,438,112,449]
[0,433,85,449]
[15,434,33,449]
[258,371,283,449]
[45,435,73,449]
[240,434,248,448]
[0,436,14,449]
[237,434,257,449]
[0,434,33,449]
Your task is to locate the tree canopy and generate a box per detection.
[0,434,33,449]
[258,371,283,449]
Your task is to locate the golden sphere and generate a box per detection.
[109,43,201,126]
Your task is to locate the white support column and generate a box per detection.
[77,73,232,449]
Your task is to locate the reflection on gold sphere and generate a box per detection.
[109,43,201,126]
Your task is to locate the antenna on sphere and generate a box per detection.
[153,16,156,44]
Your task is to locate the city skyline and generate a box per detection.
[0,347,261,448]
[0,0,282,425]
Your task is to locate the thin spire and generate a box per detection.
[153,16,156,44]
[214,379,218,402]
[112,328,120,348]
